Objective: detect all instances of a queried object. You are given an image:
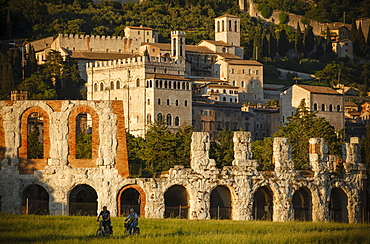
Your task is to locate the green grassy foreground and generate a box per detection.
[0,213,369,244]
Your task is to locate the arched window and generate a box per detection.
[116,80,120,89]
[100,82,104,91]
[147,114,152,124]
[166,114,172,126]
[136,78,140,87]
[167,99,170,106]
[230,98,233,102]
[241,81,245,87]
[169,81,172,89]
[229,20,232,31]
[177,82,180,89]
[176,100,179,106]
[164,81,167,89]
[155,80,159,88]
[234,21,237,32]
[337,105,341,111]
[157,113,163,122]
[217,21,220,32]
[173,82,176,89]
[110,81,114,90]
[329,104,333,112]
[222,20,224,31]
[313,103,318,111]
[223,97,226,101]
[182,82,185,89]
[147,99,150,105]
[158,98,161,105]
[185,100,188,106]
[160,80,163,88]
[175,116,179,126]
[322,104,325,111]
[94,83,98,92]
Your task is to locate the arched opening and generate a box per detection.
[292,187,312,221]
[253,186,273,220]
[116,80,120,89]
[166,114,172,126]
[329,187,348,223]
[164,185,189,219]
[69,184,97,216]
[174,116,179,126]
[76,113,92,159]
[118,187,143,217]
[110,81,114,90]
[27,112,44,159]
[210,185,232,219]
[22,184,49,215]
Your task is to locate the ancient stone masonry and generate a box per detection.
[0,101,367,222]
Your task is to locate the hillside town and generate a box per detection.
[0,0,369,226]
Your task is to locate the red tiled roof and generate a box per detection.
[70,51,135,60]
[223,59,263,65]
[296,84,341,95]
[215,14,239,19]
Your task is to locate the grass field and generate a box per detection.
[0,213,369,244]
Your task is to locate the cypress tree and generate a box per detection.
[325,26,333,56]
[294,22,303,53]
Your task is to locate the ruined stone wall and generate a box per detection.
[0,102,367,222]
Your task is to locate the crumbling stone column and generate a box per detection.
[343,137,367,223]
[309,138,329,222]
[190,132,216,172]
[273,137,294,175]
[309,138,328,174]
[232,131,258,171]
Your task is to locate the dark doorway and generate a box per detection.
[210,185,232,219]
[292,187,312,221]
[164,185,188,218]
[69,184,97,216]
[120,188,141,216]
[253,186,273,220]
[22,184,49,215]
[329,187,348,223]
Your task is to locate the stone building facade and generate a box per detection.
[0,100,368,223]
[280,84,344,131]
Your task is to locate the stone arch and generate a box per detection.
[22,184,49,215]
[69,184,98,216]
[68,105,99,168]
[164,185,189,219]
[329,187,348,223]
[292,187,312,221]
[19,107,50,174]
[252,185,273,220]
[210,185,232,219]
[117,185,146,217]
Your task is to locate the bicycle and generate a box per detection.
[96,220,113,237]
[124,221,140,235]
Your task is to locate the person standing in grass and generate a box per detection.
[125,208,138,233]
[97,206,111,234]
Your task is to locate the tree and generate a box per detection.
[252,137,273,171]
[209,129,234,168]
[303,25,315,57]
[138,120,177,176]
[18,73,57,100]
[76,133,92,159]
[294,22,303,53]
[27,123,43,159]
[0,52,16,100]
[174,125,194,167]
[274,99,342,169]
[277,29,289,56]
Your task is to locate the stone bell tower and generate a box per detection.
[171,31,186,60]
[214,14,241,47]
